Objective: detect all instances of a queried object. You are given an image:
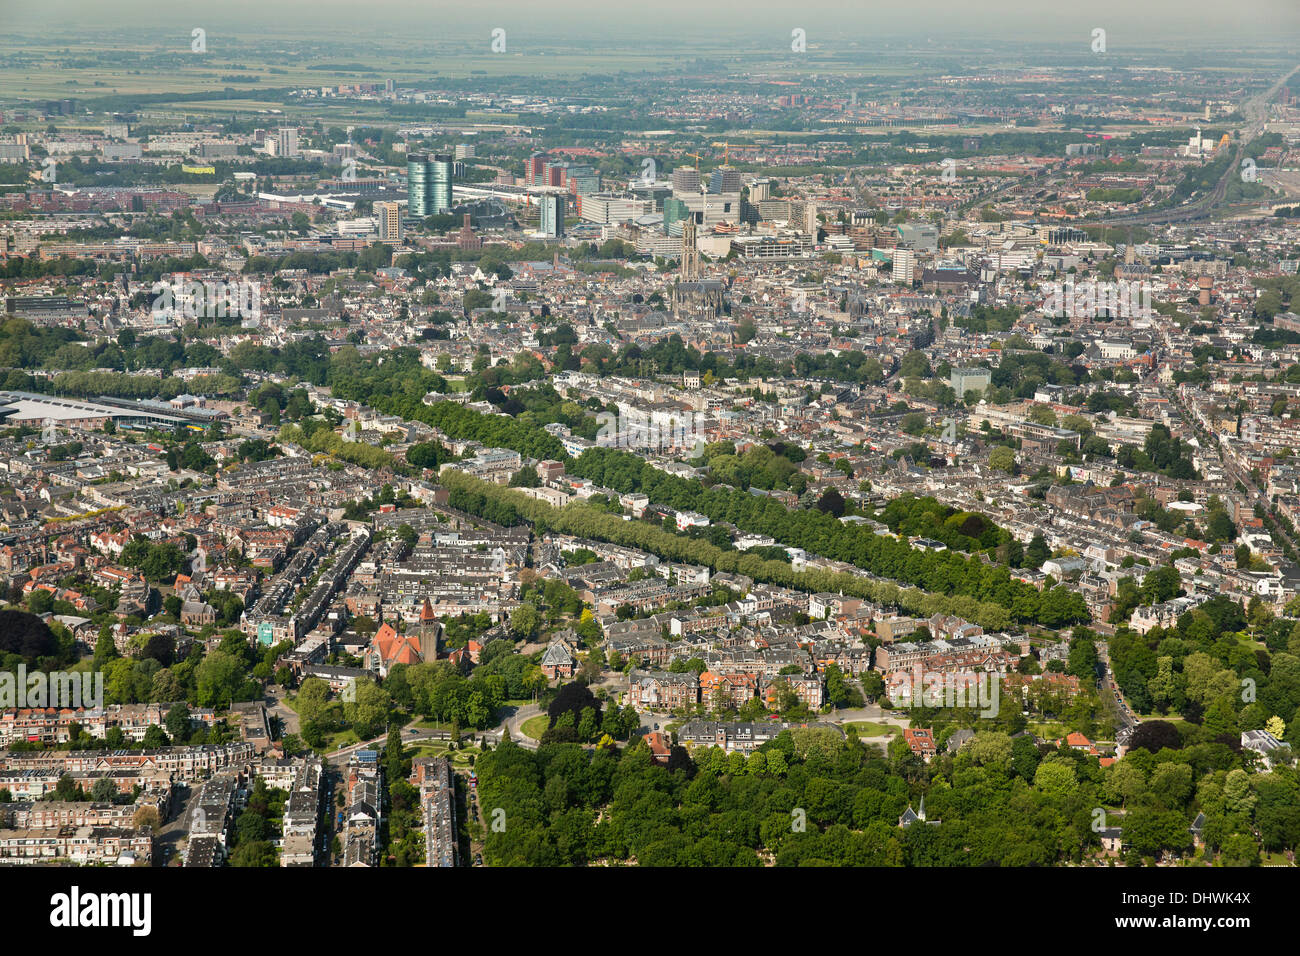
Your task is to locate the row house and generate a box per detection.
[606,630,674,668]
[809,641,874,677]
[668,607,730,637]
[626,670,700,711]
[0,742,253,780]
[927,613,983,641]
[764,674,827,710]
[809,593,866,620]
[0,800,139,830]
[0,826,153,866]
[700,670,761,710]
[89,529,130,557]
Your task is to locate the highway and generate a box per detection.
[1098,63,1299,228]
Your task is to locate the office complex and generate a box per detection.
[662,196,689,237]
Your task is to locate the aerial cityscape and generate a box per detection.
[1,0,1298,895]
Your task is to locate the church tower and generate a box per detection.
[681,215,700,280]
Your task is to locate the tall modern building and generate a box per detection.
[578,192,654,225]
[893,248,916,285]
[277,127,299,159]
[374,201,402,243]
[525,153,546,186]
[407,152,453,217]
[709,167,742,194]
[407,152,430,217]
[662,197,689,237]
[429,153,453,215]
[671,167,701,193]
[539,194,566,238]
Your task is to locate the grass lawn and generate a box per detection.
[1025,721,1077,739]
[843,721,897,737]
[1131,715,1192,729]
[409,743,481,768]
[322,729,361,751]
[521,715,550,740]
[413,718,456,731]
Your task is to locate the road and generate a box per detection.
[1098,643,1138,745]
[502,702,543,745]
[265,687,299,737]
[153,782,198,866]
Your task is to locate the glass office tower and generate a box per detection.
[429,153,453,215]
[407,152,430,217]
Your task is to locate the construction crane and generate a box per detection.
[685,151,704,171]
[710,141,733,166]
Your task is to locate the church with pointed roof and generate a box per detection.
[899,795,941,828]
[363,599,440,677]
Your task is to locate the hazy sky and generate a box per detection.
[3,0,1298,47]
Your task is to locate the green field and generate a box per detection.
[843,721,898,737]
[521,714,550,740]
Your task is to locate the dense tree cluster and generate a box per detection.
[567,448,1086,626]
[440,469,1084,631]
[1116,424,1199,480]
[474,719,1294,866]
[1109,595,1300,744]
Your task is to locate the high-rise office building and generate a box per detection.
[892,248,916,285]
[663,197,689,237]
[709,167,742,194]
[374,201,402,242]
[672,167,701,193]
[277,127,299,159]
[802,201,819,237]
[539,194,566,238]
[455,142,476,160]
[544,162,567,188]
[407,152,430,217]
[429,153,453,215]
[525,153,546,186]
[677,190,741,231]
